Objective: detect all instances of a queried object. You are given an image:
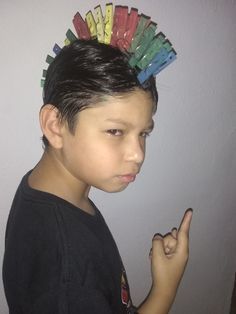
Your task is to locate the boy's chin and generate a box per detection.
[96,184,129,194]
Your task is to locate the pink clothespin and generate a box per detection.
[123,8,139,51]
[110,6,128,48]
[73,12,91,40]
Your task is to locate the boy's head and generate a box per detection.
[42,39,158,147]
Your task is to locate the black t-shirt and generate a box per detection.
[3,172,137,314]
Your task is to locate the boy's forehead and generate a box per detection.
[91,89,155,113]
[80,89,155,126]
[104,89,153,102]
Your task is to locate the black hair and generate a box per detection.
[42,39,158,147]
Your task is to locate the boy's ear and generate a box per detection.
[40,105,64,149]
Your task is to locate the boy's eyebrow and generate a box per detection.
[104,118,154,131]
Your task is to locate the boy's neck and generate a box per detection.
[28,150,95,215]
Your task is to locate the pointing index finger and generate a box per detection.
[178,208,193,236]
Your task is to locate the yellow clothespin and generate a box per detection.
[104,3,113,44]
[86,11,97,38]
[94,5,105,43]
[64,38,71,46]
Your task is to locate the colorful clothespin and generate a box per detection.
[73,12,91,40]
[136,33,166,70]
[129,22,157,67]
[42,69,47,78]
[137,48,176,83]
[94,5,105,43]
[110,6,128,49]
[53,44,61,55]
[46,55,54,65]
[129,15,150,53]
[153,50,177,75]
[104,3,113,44]
[41,79,45,88]
[64,29,77,46]
[122,8,139,51]
[86,11,97,38]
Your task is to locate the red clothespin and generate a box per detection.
[123,8,139,51]
[73,12,91,40]
[110,6,128,48]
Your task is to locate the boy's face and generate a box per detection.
[59,89,155,193]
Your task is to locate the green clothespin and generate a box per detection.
[46,55,54,65]
[40,79,45,88]
[66,29,77,43]
[162,40,173,52]
[129,23,157,67]
[129,15,149,53]
[137,33,166,69]
[42,69,47,78]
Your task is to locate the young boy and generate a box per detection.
[3,39,192,314]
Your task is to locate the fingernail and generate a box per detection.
[153,233,163,240]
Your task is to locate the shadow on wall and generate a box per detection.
[230,273,236,314]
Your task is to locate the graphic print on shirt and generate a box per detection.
[121,269,132,311]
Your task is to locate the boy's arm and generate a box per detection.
[137,209,193,314]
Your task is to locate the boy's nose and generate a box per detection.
[124,138,145,165]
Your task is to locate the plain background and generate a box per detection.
[0,0,236,313]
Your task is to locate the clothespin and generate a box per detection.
[86,11,97,38]
[123,8,139,51]
[94,5,105,43]
[65,29,77,43]
[129,22,157,67]
[104,3,113,44]
[73,12,91,40]
[64,38,71,46]
[40,79,45,88]
[42,69,47,78]
[64,29,77,46]
[46,55,54,65]
[63,30,76,47]
[129,14,150,53]
[136,33,166,69]
[110,6,128,48]
[53,44,61,55]
[41,70,47,87]
[153,50,177,75]
[137,48,177,83]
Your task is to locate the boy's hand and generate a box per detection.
[149,209,193,298]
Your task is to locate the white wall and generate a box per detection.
[1,0,235,313]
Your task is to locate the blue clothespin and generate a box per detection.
[137,49,176,83]
[53,43,61,55]
[153,50,177,76]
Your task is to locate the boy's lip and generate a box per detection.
[118,174,137,183]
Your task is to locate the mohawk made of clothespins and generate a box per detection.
[41,3,177,87]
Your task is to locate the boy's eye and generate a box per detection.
[106,129,123,136]
[140,131,151,138]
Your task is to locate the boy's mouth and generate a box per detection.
[118,174,137,183]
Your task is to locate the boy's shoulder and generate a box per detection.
[8,171,105,234]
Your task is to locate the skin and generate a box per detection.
[139,209,192,314]
[29,88,192,314]
[29,89,154,214]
